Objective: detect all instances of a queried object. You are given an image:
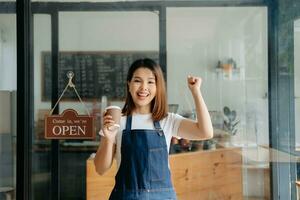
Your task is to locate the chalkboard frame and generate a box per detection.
[41,51,159,102]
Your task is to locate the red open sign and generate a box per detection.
[45,109,95,139]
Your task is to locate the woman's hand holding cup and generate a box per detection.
[101,106,121,142]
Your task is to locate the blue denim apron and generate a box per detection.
[109,115,177,200]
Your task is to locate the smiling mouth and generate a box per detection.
[137,92,149,98]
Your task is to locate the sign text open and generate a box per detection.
[45,109,95,139]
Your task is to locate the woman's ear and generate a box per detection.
[127,81,131,93]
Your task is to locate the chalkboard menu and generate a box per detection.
[42,51,159,101]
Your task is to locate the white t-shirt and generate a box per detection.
[114,112,183,171]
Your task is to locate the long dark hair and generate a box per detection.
[122,58,168,121]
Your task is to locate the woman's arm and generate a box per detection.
[94,114,117,175]
[177,76,213,140]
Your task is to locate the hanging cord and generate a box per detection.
[49,71,91,116]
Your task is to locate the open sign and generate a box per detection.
[45,109,95,139]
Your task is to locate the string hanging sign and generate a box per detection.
[45,72,95,139]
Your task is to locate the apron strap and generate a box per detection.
[153,120,161,130]
[125,115,132,132]
[153,121,164,136]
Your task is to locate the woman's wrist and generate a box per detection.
[101,135,115,144]
[191,90,202,99]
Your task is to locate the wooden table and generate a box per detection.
[86,147,243,200]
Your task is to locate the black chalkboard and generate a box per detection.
[42,51,159,101]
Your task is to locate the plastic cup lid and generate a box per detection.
[105,105,121,111]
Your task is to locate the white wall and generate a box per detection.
[0,14,16,91]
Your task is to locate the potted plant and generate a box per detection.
[223,106,240,144]
[203,139,217,150]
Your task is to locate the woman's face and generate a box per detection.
[128,67,157,113]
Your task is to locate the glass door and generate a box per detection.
[28,1,300,200]
[33,9,159,199]
[0,11,17,200]
[58,11,159,199]
[166,7,269,199]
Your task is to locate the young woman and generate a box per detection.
[94,58,213,200]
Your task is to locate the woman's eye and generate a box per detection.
[133,79,141,83]
[148,81,155,84]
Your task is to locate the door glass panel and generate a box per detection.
[33,14,52,200]
[295,19,300,150]
[58,11,159,199]
[167,7,269,199]
[0,13,16,200]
